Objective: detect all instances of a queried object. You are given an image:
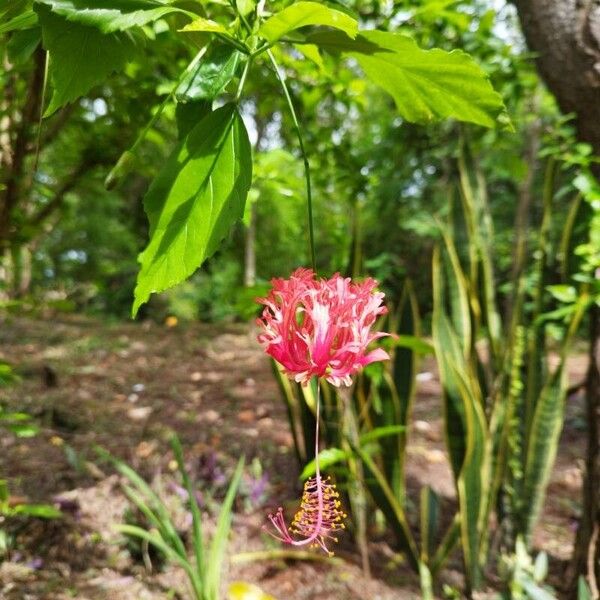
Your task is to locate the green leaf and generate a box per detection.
[521,365,568,540]
[95,446,187,558]
[259,1,357,43]
[37,5,136,116]
[0,480,9,503]
[577,576,593,600]
[7,423,39,438]
[175,99,212,140]
[12,503,62,518]
[176,44,241,102]
[310,30,506,128]
[546,284,577,304]
[352,444,419,571]
[390,334,433,356]
[35,0,187,33]
[420,486,439,563]
[235,0,255,17]
[299,447,347,480]
[358,425,406,445]
[521,579,557,600]
[133,103,252,315]
[180,16,229,35]
[293,43,325,72]
[0,10,37,34]
[116,524,199,584]
[7,27,42,65]
[432,246,489,589]
[206,456,245,599]
[170,435,205,585]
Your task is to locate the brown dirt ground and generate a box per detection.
[0,314,590,599]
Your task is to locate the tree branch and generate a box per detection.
[29,160,94,229]
[0,48,46,247]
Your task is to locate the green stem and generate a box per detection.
[235,58,251,102]
[33,50,49,173]
[267,49,317,272]
[130,48,208,155]
[215,32,250,55]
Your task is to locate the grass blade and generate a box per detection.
[205,456,245,599]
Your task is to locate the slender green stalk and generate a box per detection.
[235,59,251,102]
[267,49,317,272]
[131,48,208,155]
[33,50,49,173]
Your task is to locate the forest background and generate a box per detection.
[1,0,600,598]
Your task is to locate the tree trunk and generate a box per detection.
[514,1,600,592]
[515,0,600,156]
[0,48,45,247]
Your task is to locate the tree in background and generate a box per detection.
[515,0,600,588]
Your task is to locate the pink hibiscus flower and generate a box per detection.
[256,268,390,386]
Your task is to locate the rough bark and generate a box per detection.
[515,0,600,156]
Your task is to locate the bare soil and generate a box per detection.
[0,314,590,599]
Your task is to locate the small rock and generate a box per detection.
[136,440,157,458]
[190,371,202,382]
[256,405,269,419]
[425,449,446,464]
[237,410,255,423]
[272,430,293,447]
[414,420,431,434]
[202,409,220,423]
[127,406,152,421]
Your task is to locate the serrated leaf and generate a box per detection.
[37,5,136,115]
[259,1,357,43]
[175,44,241,102]
[35,0,186,33]
[310,30,506,128]
[133,104,252,315]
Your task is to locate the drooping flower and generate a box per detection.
[256,268,390,386]
[266,476,347,556]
